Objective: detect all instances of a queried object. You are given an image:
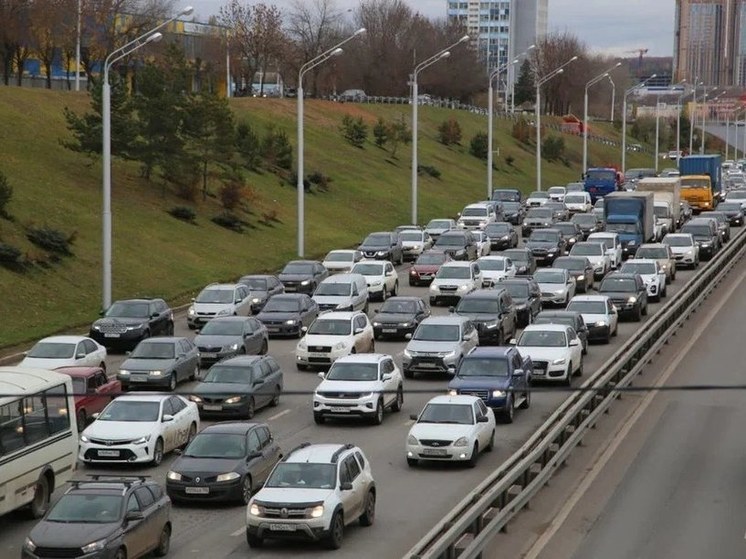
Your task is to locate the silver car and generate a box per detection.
[534,268,577,307]
[193,316,269,369]
[118,337,200,391]
[402,316,479,378]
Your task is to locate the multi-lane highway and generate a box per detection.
[0,241,713,558]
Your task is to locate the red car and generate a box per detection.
[409,251,453,286]
[56,366,121,430]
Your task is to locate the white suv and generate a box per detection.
[457,203,496,230]
[296,312,374,370]
[620,258,667,301]
[187,283,252,329]
[351,260,399,301]
[313,354,404,425]
[429,261,482,306]
[246,443,376,549]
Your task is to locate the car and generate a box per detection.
[402,315,479,378]
[552,222,583,252]
[570,241,611,280]
[22,476,171,559]
[552,255,595,292]
[724,188,746,209]
[452,288,518,346]
[447,347,531,422]
[544,201,570,222]
[296,311,375,369]
[566,181,585,192]
[187,282,253,329]
[633,243,677,283]
[255,293,319,337]
[525,190,550,207]
[312,274,369,313]
[190,355,283,418]
[597,272,648,321]
[679,200,694,226]
[429,261,483,306]
[525,228,566,265]
[522,207,555,236]
[660,166,680,177]
[79,394,200,466]
[500,277,542,327]
[20,335,107,370]
[700,211,731,243]
[472,230,492,256]
[246,443,376,549]
[406,395,496,467]
[680,217,721,260]
[566,294,619,343]
[432,229,478,261]
[499,201,526,225]
[338,88,367,102]
[592,198,605,219]
[547,185,567,202]
[571,212,604,237]
[351,259,399,301]
[167,422,282,505]
[371,296,430,339]
[534,310,589,354]
[484,222,519,250]
[394,224,421,236]
[511,324,583,385]
[621,258,668,302]
[662,232,700,269]
[56,366,121,430]
[89,298,173,350]
[563,191,593,213]
[491,188,522,203]
[118,337,199,391]
[424,218,457,240]
[503,247,537,276]
[409,250,452,286]
[477,255,517,287]
[714,201,745,226]
[238,275,285,313]
[193,316,269,368]
[457,202,497,230]
[587,232,623,268]
[321,249,363,274]
[278,260,329,294]
[399,229,434,261]
[358,231,404,264]
[313,353,404,425]
[533,268,576,307]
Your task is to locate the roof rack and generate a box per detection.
[282,442,311,461]
[330,443,355,464]
[70,475,151,488]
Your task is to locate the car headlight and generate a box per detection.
[334,341,347,350]
[685,250,694,256]
[216,472,241,482]
[167,470,182,481]
[554,289,565,294]
[702,242,712,247]
[552,358,566,365]
[377,251,387,256]
[373,280,383,286]
[310,505,325,518]
[448,389,458,396]
[24,538,36,552]
[409,269,417,275]
[216,308,233,316]
[492,390,506,398]
[523,221,529,226]
[502,235,510,240]
[577,275,585,281]
[300,280,311,286]
[250,503,261,516]
[118,369,130,376]
[372,321,381,327]
[81,540,107,554]
[595,320,608,327]
[454,436,469,447]
[407,434,419,445]
[149,370,163,376]
[485,321,498,329]
[628,296,637,303]
[285,319,297,325]
[404,349,412,358]
[228,343,239,351]
[442,350,457,359]
[252,297,261,304]
[400,322,412,327]
[547,249,556,254]
[133,435,151,445]
[297,339,308,350]
[188,307,196,316]
[224,396,243,404]
[125,324,143,331]
[429,284,438,291]
[661,265,667,270]
[189,395,202,403]
[458,284,470,291]
[80,434,89,443]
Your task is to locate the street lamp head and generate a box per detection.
[354,27,366,36]
[528,44,536,50]
[440,51,451,59]
[330,47,343,57]
[459,35,470,43]
[556,68,564,75]
[512,58,519,64]
[613,62,622,68]
[146,32,163,44]
[570,55,578,62]
[179,6,194,16]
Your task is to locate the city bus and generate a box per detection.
[0,366,78,518]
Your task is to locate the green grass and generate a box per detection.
[0,88,655,349]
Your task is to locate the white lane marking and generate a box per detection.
[523,262,746,559]
[231,527,244,537]
[268,409,291,421]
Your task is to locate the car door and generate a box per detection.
[315,263,329,284]
[249,363,270,408]
[80,340,98,366]
[242,319,261,354]
[245,428,268,484]
[133,486,160,551]
[384,262,397,291]
[160,398,179,451]
[380,359,397,407]
[511,351,527,394]
[268,277,284,297]
[607,299,618,332]
[341,455,365,519]
[500,292,517,338]
[416,299,431,325]
[462,321,479,353]
[473,401,490,447]
[236,286,252,316]
[256,426,281,484]
[350,281,364,311]
[171,396,192,447]
[122,492,149,558]
[90,371,111,414]
[177,339,195,381]
[566,327,582,367]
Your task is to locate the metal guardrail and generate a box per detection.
[405,226,746,559]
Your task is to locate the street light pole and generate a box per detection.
[654,96,661,171]
[701,89,724,155]
[621,74,657,174]
[608,75,616,122]
[689,78,701,155]
[75,0,81,91]
[583,62,621,173]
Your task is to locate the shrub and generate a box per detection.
[168,206,197,224]
[417,165,441,179]
[219,177,245,211]
[26,226,73,255]
[0,243,21,267]
[307,171,332,191]
[261,126,293,170]
[289,172,312,191]
[373,117,389,148]
[236,121,262,170]
[542,135,566,162]
[469,132,489,160]
[505,154,515,167]
[437,118,462,145]
[260,209,280,225]
[340,115,368,148]
[0,171,12,218]
[511,119,532,144]
[211,212,244,232]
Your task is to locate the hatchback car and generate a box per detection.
[503,248,537,276]
[399,229,434,261]
[424,218,457,239]
[351,260,399,300]
[255,294,319,337]
[429,261,483,306]
[534,310,589,354]
[238,275,285,313]
[484,222,519,250]
[552,256,594,292]
[620,259,667,301]
[187,283,253,329]
[500,277,542,327]
[633,243,676,283]
[662,232,699,268]
[680,218,720,260]
[371,296,430,339]
[432,230,478,261]
[312,274,369,313]
[278,260,329,294]
[533,268,576,307]
[477,255,517,287]
[597,273,648,321]
[452,289,518,346]
[570,241,611,280]
[525,228,566,265]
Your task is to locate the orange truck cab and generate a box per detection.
[680,174,713,212]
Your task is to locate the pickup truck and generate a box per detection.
[56,366,121,430]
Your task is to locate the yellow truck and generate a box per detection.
[679,175,713,211]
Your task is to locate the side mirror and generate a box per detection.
[125,351,132,356]
[509,338,517,345]
[151,312,159,318]
[512,368,524,377]
[126,510,144,522]
[477,415,489,423]
[382,374,392,382]
[162,414,174,422]
[191,297,196,302]
[91,412,100,420]
[404,333,413,340]
[340,482,353,491]
[317,372,325,380]
[76,352,86,359]
[448,306,455,313]
[194,328,201,334]
[22,351,28,357]
[99,310,105,317]
[247,451,262,460]
[354,327,364,334]
[409,413,418,421]
[569,339,580,347]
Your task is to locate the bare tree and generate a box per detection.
[29,0,74,89]
[0,0,25,85]
[531,32,587,116]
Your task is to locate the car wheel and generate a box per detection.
[371,399,384,425]
[189,365,198,381]
[153,524,171,557]
[381,288,388,302]
[359,491,376,526]
[369,339,375,352]
[634,305,642,322]
[642,303,648,316]
[326,512,345,550]
[467,442,479,468]
[519,388,531,409]
[502,396,514,424]
[246,531,264,548]
[151,438,164,466]
[407,457,418,467]
[76,409,87,432]
[270,387,281,407]
[245,397,256,420]
[314,413,326,425]
[486,430,495,452]
[260,339,268,355]
[575,359,583,377]
[168,373,177,391]
[564,366,572,387]
[29,475,50,518]
[239,476,253,505]
[167,322,175,336]
[391,386,403,412]
[393,281,399,296]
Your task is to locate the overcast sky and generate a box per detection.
[189,0,675,57]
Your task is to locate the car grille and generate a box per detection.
[33,548,85,558]
[178,473,219,483]
[419,439,453,447]
[98,321,128,334]
[283,282,301,291]
[308,346,332,353]
[533,360,548,371]
[200,396,227,404]
[317,392,364,399]
[541,291,556,298]
[363,250,380,258]
[197,345,222,353]
[459,389,489,400]
[318,303,338,311]
[196,312,216,318]
[673,254,684,260]
[260,505,312,518]
[377,322,401,328]
[531,248,548,255]
[89,437,137,446]
[438,286,458,293]
[261,320,287,326]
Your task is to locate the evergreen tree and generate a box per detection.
[514,60,536,106]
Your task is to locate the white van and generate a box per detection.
[312,274,369,313]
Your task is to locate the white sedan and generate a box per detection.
[406,395,496,467]
[296,311,375,369]
[620,258,667,301]
[511,324,583,385]
[79,394,200,466]
[322,249,362,274]
[20,335,107,370]
[351,260,399,301]
[477,256,517,287]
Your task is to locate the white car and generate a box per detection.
[187,282,253,329]
[406,395,496,467]
[563,192,593,213]
[526,191,550,207]
[296,311,375,369]
[547,186,567,202]
[620,258,667,301]
[79,394,200,466]
[566,294,619,343]
[351,260,399,301]
[429,261,483,305]
[477,256,516,287]
[472,230,492,256]
[20,335,107,370]
[570,241,611,279]
[587,232,623,268]
[322,249,363,274]
[399,229,433,261]
[457,203,497,230]
[424,218,457,240]
[313,353,403,425]
[662,233,700,268]
[533,268,576,307]
[512,324,583,384]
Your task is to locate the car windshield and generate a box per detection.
[196,288,234,304]
[363,233,391,245]
[503,283,528,298]
[265,463,336,489]
[457,299,499,313]
[427,220,453,229]
[315,283,351,296]
[413,324,459,341]
[572,214,597,225]
[435,235,465,247]
[636,248,669,259]
[663,235,693,247]
[717,203,742,211]
[606,223,640,234]
[478,259,506,271]
[326,362,378,381]
[352,263,384,276]
[457,358,509,377]
[572,244,602,256]
[493,191,520,202]
[325,252,354,262]
[436,266,471,279]
[202,365,251,384]
[400,231,424,242]
[554,258,586,271]
[530,231,559,242]
[416,252,446,265]
[564,195,586,204]
[567,301,608,314]
[621,263,657,275]
[681,225,711,236]
[518,330,566,347]
[505,251,528,262]
[72,377,87,394]
[529,192,549,199]
[283,263,314,274]
[199,320,244,336]
[99,400,161,422]
[535,316,576,329]
[418,403,474,424]
[105,302,149,318]
[554,225,577,236]
[380,300,417,314]
[463,207,488,217]
[46,494,123,523]
[702,213,725,224]
[726,191,746,199]
[131,342,174,359]
[308,319,351,336]
[527,208,552,218]
[27,342,76,359]
[485,224,511,236]
[600,278,637,292]
[263,298,300,312]
[548,187,565,195]
[184,433,246,459]
[534,270,566,284]
[240,277,267,290]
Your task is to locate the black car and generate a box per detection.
[715,201,745,226]
[484,222,519,250]
[432,230,478,260]
[255,294,319,337]
[534,310,589,355]
[503,247,537,276]
[544,201,570,223]
[90,298,173,351]
[597,273,648,321]
[359,231,404,264]
[553,222,583,252]
[680,218,721,260]
[23,476,171,559]
[553,256,595,292]
[278,260,329,294]
[238,274,285,313]
[499,201,525,225]
[700,211,731,243]
[525,228,566,265]
[167,422,282,505]
[371,296,430,339]
[571,212,604,238]
[500,277,542,327]
[452,289,518,345]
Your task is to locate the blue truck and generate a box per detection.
[603,191,656,259]
[678,154,723,212]
[584,167,622,203]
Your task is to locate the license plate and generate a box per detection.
[269,524,297,532]
[97,450,120,457]
[201,352,216,358]
[382,329,397,333]
[268,328,280,333]
[309,352,327,357]
[129,376,147,382]
[330,407,350,413]
[420,274,432,279]
[185,487,209,495]
[422,448,448,456]
[104,333,120,338]
[418,362,437,368]
[203,405,223,411]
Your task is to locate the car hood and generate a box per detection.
[357,273,385,283]
[449,376,511,390]
[172,455,243,475]
[431,245,465,253]
[120,357,177,371]
[578,312,608,324]
[482,269,509,279]
[279,273,313,283]
[409,422,472,440]
[402,240,425,248]
[526,241,558,249]
[372,312,416,323]
[599,290,639,300]
[431,277,471,287]
[93,317,146,328]
[312,295,352,305]
[412,264,440,273]
[318,379,382,393]
[248,290,269,301]
[29,521,118,549]
[537,282,567,292]
[323,262,353,271]
[256,311,301,322]
[254,487,333,505]
[20,357,77,369]
[193,302,233,313]
[303,334,352,346]
[669,246,694,254]
[193,381,252,396]
[515,346,568,361]
[406,339,460,353]
[455,312,498,323]
[359,243,390,251]
[193,334,242,347]
[84,420,157,440]
[581,255,605,265]
[425,227,449,235]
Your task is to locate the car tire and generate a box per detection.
[391,386,403,412]
[575,359,583,377]
[239,476,252,506]
[359,491,376,526]
[633,305,642,322]
[467,442,479,468]
[381,288,387,302]
[153,524,171,557]
[168,373,177,392]
[246,531,264,548]
[407,457,418,467]
[167,322,175,336]
[245,397,256,420]
[270,387,281,407]
[392,281,399,297]
[76,409,87,432]
[29,475,50,519]
[486,430,495,452]
[189,365,198,382]
[260,340,268,355]
[314,413,326,425]
[182,423,197,449]
[564,366,572,387]
[519,388,531,409]
[502,396,514,424]
[151,438,164,466]
[371,399,384,425]
[326,512,345,550]
[642,303,648,316]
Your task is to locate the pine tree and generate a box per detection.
[514,60,536,106]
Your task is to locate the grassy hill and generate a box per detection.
[0,88,655,349]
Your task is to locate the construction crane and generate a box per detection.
[625,48,649,77]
